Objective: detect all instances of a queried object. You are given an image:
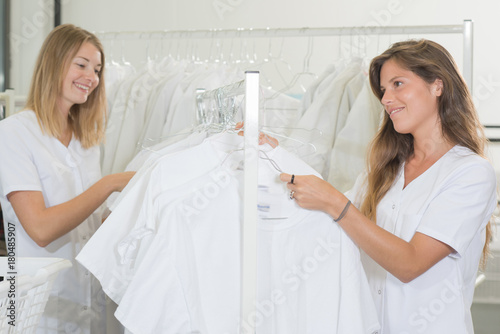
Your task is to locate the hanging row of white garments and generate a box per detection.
[77,51,385,333]
[101,57,302,176]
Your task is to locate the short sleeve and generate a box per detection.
[0,117,42,197]
[344,171,368,208]
[416,159,497,257]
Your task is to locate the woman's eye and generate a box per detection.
[394,81,403,87]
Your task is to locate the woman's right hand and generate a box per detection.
[279,173,347,218]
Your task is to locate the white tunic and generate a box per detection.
[346,145,497,334]
[0,110,106,333]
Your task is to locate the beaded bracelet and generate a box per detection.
[334,200,351,223]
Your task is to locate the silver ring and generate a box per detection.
[289,190,295,200]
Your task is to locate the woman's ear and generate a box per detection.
[433,78,443,97]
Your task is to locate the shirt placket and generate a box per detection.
[376,174,404,333]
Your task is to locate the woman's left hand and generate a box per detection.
[280,173,345,217]
[235,122,279,148]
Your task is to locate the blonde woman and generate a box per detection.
[0,24,134,333]
[281,40,497,333]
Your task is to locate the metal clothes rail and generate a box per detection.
[95,20,474,91]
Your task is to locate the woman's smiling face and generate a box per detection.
[58,42,102,112]
[379,58,443,137]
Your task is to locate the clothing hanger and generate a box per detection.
[265,36,296,92]
[260,126,319,158]
[240,35,274,90]
[269,36,318,99]
[136,82,242,153]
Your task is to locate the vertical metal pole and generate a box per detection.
[463,19,473,94]
[241,71,259,334]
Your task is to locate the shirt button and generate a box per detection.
[392,204,396,209]
[82,306,88,311]
[378,290,382,294]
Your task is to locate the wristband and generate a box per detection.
[334,200,351,223]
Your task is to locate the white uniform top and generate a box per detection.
[346,145,497,334]
[0,110,106,334]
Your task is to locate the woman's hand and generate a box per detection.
[279,173,346,218]
[105,171,136,193]
[235,122,279,148]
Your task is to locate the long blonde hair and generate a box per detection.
[365,39,492,266]
[25,24,107,148]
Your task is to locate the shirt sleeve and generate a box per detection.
[0,118,43,197]
[416,158,497,258]
[344,171,368,209]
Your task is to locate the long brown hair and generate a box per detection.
[365,39,492,266]
[25,24,107,148]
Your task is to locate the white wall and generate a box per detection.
[9,0,500,126]
[8,0,53,96]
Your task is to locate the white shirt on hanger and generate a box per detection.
[160,63,243,138]
[327,78,383,192]
[135,59,187,155]
[102,68,146,175]
[289,59,365,177]
[78,133,380,334]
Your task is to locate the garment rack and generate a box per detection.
[97,21,474,333]
[96,20,474,92]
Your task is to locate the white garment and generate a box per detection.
[79,136,242,333]
[102,61,243,175]
[102,68,145,175]
[327,78,383,192]
[298,63,340,115]
[0,110,106,334]
[78,133,380,334]
[105,60,136,105]
[346,145,497,334]
[255,142,380,334]
[160,64,242,138]
[110,61,171,174]
[135,60,187,155]
[289,60,365,177]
